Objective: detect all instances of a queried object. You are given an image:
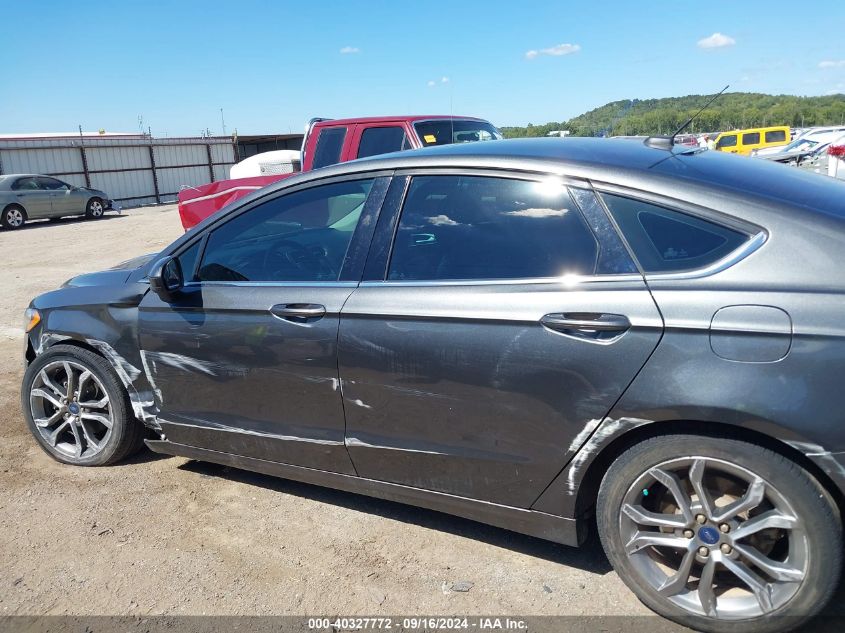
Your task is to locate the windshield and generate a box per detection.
[413,119,502,146]
[782,138,818,152]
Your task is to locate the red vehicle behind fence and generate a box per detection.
[178,115,502,229]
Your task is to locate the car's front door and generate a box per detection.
[138,175,389,473]
[11,176,52,218]
[339,173,664,507]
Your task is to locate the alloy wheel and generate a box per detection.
[29,360,114,460]
[89,200,104,217]
[620,457,807,620]
[6,208,24,227]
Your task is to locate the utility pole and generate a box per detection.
[220,108,227,136]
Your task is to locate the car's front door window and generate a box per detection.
[196,179,374,283]
[36,177,68,190]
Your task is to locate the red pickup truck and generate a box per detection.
[178,115,502,229]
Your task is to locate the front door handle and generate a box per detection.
[541,313,631,334]
[270,303,326,322]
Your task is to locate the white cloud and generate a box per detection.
[339,46,360,54]
[427,80,436,87]
[441,76,449,83]
[697,33,736,49]
[819,60,845,69]
[525,43,580,60]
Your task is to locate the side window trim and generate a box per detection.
[569,187,639,276]
[338,176,392,281]
[592,184,767,280]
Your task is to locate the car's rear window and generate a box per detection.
[388,175,599,281]
[765,129,787,143]
[312,127,347,169]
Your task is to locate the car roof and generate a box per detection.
[315,115,489,127]
[296,137,845,218]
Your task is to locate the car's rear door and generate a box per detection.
[349,122,414,160]
[338,172,664,507]
[137,174,390,473]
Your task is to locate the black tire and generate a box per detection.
[1,204,27,229]
[597,434,842,633]
[85,197,105,219]
[21,344,146,466]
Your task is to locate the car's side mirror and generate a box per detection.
[148,256,183,302]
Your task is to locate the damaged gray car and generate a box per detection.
[20,137,845,633]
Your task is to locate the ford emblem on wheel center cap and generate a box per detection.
[68,403,80,415]
[698,526,720,545]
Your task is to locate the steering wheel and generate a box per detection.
[264,239,335,279]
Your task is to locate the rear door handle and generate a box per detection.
[541,313,631,334]
[270,303,326,322]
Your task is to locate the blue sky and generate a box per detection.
[2,0,844,136]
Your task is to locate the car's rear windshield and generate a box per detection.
[413,120,502,147]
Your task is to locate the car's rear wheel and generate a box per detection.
[597,434,841,633]
[21,344,146,466]
[85,197,104,219]
[2,204,26,229]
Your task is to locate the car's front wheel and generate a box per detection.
[2,204,26,229]
[22,344,146,466]
[597,434,841,633]
[85,197,105,219]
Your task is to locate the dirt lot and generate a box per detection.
[0,204,801,627]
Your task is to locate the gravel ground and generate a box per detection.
[0,206,840,630]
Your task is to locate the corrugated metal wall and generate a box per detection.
[0,135,236,208]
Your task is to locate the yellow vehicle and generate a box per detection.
[714,126,791,155]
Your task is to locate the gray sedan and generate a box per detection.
[19,137,845,632]
[0,174,114,229]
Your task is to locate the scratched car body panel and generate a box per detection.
[21,138,845,632]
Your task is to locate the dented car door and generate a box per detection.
[137,176,388,473]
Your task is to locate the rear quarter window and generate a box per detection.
[742,132,760,145]
[601,194,749,273]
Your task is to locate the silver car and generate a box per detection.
[0,174,114,229]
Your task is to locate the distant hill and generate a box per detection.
[500,92,845,138]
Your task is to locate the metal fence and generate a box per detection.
[0,135,236,208]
